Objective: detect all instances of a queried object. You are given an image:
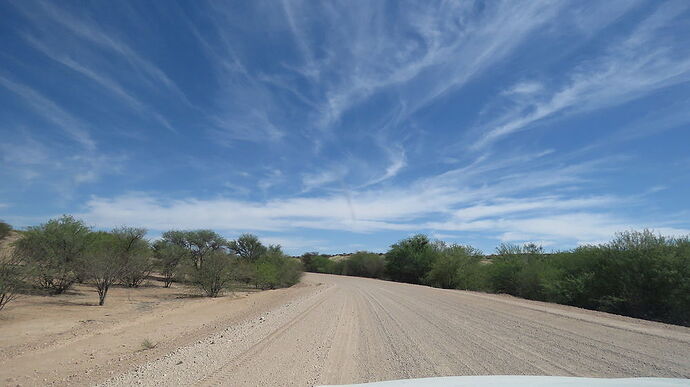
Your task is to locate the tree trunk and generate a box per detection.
[98,286,108,306]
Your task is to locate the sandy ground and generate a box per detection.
[1,273,689,386]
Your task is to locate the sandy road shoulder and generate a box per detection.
[100,280,334,386]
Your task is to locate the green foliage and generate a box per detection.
[385,234,439,284]
[255,245,303,289]
[80,228,151,304]
[152,240,188,287]
[232,259,257,286]
[0,221,11,241]
[140,338,157,350]
[279,258,304,287]
[540,231,690,324]
[424,244,483,289]
[166,233,301,294]
[190,250,234,297]
[111,227,152,288]
[486,243,546,297]
[377,229,689,326]
[478,231,690,326]
[300,252,333,273]
[83,232,124,305]
[7,217,303,303]
[339,251,386,278]
[255,261,280,289]
[14,215,92,294]
[229,234,267,262]
[5,213,687,327]
[0,251,30,311]
[162,229,227,269]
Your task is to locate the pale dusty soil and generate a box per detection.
[1,273,689,386]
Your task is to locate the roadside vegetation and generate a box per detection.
[302,230,690,327]
[4,215,687,327]
[0,221,11,241]
[0,216,302,310]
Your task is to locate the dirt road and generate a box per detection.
[3,273,689,386]
[100,273,689,386]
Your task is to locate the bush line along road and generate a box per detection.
[2,273,688,386]
[1,219,689,385]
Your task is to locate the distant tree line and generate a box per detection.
[0,216,302,308]
[301,230,690,326]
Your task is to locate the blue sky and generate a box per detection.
[1,1,689,254]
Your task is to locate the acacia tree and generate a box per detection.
[83,232,123,306]
[14,215,92,294]
[192,250,234,297]
[152,240,188,287]
[111,227,151,287]
[0,251,29,311]
[229,234,267,262]
[162,230,227,269]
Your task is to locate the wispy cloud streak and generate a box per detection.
[0,76,95,150]
[472,1,690,149]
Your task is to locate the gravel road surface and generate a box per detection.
[101,273,690,386]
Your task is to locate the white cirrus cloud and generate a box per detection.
[472,1,690,149]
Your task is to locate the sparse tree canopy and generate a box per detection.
[152,240,188,287]
[110,227,151,288]
[191,250,234,297]
[229,234,267,262]
[83,232,124,306]
[0,250,30,311]
[162,230,227,269]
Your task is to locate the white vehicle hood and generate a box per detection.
[320,376,689,387]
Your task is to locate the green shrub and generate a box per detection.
[573,231,688,323]
[190,250,234,297]
[255,245,303,289]
[329,259,346,275]
[109,227,152,288]
[14,215,92,294]
[82,232,125,305]
[485,231,690,326]
[140,338,157,350]
[341,251,386,278]
[454,259,489,291]
[385,234,439,284]
[256,261,280,289]
[485,243,546,297]
[278,258,303,287]
[0,251,29,311]
[232,259,257,286]
[162,230,227,269]
[425,244,483,289]
[152,240,188,287]
[0,221,11,241]
[300,252,334,273]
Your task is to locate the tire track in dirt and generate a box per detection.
[196,287,335,386]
